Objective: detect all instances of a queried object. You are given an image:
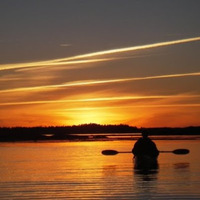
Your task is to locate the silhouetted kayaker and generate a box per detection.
[132,131,159,169]
[132,131,159,158]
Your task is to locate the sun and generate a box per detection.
[58,105,130,126]
[61,108,110,125]
[74,110,106,124]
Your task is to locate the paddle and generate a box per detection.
[101,149,189,156]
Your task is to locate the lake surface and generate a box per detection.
[0,138,200,199]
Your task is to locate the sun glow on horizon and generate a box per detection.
[0,36,200,127]
[67,110,108,125]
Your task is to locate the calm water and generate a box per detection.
[0,138,200,199]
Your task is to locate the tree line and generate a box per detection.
[0,123,200,142]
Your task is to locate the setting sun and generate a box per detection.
[73,110,105,125]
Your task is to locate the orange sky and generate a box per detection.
[1,1,200,127]
[1,37,200,127]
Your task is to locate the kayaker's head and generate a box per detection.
[142,131,149,138]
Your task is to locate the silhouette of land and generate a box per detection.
[0,124,200,142]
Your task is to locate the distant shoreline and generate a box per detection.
[0,135,200,143]
[0,124,200,142]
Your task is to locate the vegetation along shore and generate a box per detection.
[0,124,200,142]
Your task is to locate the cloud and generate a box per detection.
[15,57,124,72]
[59,43,72,47]
[0,71,199,94]
[0,94,200,106]
[0,36,200,71]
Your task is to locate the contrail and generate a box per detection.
[56,36,200,60]
[0,58,115,71]
[16,56,134,72]
[0,71,200,93]
[60,103,200,111]
[0,36,200,71]
[0,94,200,106]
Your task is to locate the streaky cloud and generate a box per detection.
[58,36,200,60]
[0,94,200,106]
[0,58,115,71]
[0,71,200,93]
[59,103,200,111]
[59,43,72,47]
[0,36,200,71]
[16,57,129,72]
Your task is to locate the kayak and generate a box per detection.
[134,155,158,170]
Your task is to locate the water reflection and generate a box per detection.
[133,165,159,199]
[173,162,190,169]
[102,165,117,177]
[134,167,159,182]
[134,157,159,171]
[133,156,159,180]
[1,140,200,199]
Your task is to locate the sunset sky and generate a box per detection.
[0,0,200,127]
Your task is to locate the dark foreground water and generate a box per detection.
[0,138,200,199]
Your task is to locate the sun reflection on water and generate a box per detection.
[0,139,200,199]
